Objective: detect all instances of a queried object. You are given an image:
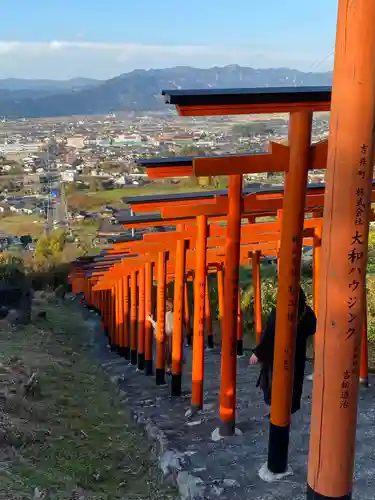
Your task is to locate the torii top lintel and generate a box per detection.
[117,181,375,230]
[89,216,325,288]
[121,186,254,206]
[136,139,328,178]
[162,85,331,116]
[124,185,289,214]
[90,235,316,291]
[117,183,326,228]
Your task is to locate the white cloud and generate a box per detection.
[0,41,21,55]
[0,40,333,80]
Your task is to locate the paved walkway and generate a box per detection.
[85,311,375,500]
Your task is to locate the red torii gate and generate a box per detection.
[138,140,375,459]
[91,182,374,403]
[137,30,375,492]
[71,2,375,496]
[92,229,315,395]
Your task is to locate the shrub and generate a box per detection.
[366,275,375,341]
[0,254,28,289]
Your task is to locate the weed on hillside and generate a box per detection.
[0,299,177,500]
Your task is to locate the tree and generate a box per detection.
[232,122,274,139]
[100,161,121,171]
[81,165,91,175]
[34,230,66,263]
[63,182,80,196]
[88,178,105,192]
[9,162,23,174]
[177,145,216,187]
[0,254,25,281]
[178,145,207,157]
[20,234,32,247]
[213,176,229,189]
[0,179,16,192]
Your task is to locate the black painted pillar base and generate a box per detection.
[144,359,153,376]
[137,353,145,371]
[236,339,243,356]
[110,344,118,352]
[130,349,137,366]
[156,368,166,386]
[186,335,192,347]
[119,346,130,359]
[171,373,182,397]
[306,484,351,499]
[207,335,214,349]
[103,327,109,338]
[267,422,290,474]
[219,419,235,437]
[189,404,202,418]
[360,376,369,388]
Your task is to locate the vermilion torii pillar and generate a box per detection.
[191,214,208,410]
[137,267,146,371]
[307,1,375,499]
[360,287,369,388]
[144,262,154,375]
[205,277,214,349]
[252,250,263,344]
[122,275,130,360]
[216,266,224,334]
[171,234,188,396]
[236,290,244,356]
[130,271,138,366]
[156,251,167,385]
[116,279,124,354]
[219,174,243,437]
[184,282,192,345]
[266,109,313,476]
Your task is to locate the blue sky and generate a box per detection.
[0,0,338,79]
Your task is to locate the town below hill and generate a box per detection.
[0,106,330,256]
[0,66,331,274]
[0,65,332,119]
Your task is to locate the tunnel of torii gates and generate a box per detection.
[70,4,375,497]
[72,179,375,483]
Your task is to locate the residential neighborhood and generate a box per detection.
[0,110,330,251]
[1,111,329,186]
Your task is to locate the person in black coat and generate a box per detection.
[249,287,316,415]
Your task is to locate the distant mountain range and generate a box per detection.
[0,65,332,119]
[0,77,100,92]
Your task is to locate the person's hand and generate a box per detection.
[249,353,259,365]
[147,315,153,323]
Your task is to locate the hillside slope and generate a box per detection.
[0,296,177,500]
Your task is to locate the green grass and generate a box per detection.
[71,220,100,243]
[0,299,176,500]
[104,184,212,200]
[0,213,99,245]
[0,214,45,237]
[67,184,216,211]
